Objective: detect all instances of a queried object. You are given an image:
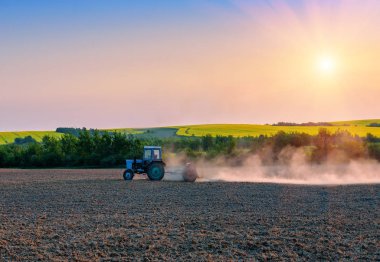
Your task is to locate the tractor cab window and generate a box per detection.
[153,149,161,160]
[144,149,152,160]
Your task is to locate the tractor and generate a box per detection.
[123,146,165,181]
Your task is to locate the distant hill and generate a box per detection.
[330,119,380,127]
[107,128,177,138]
[1,119,380,145]
[175,124,380,137]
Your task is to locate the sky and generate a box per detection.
[1,0,380,131]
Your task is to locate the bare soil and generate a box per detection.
[0,169,379,261]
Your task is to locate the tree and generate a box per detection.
[201,134,213,151]
[312,128,334,162]
[14,136,36,145]
[41,136,63,166]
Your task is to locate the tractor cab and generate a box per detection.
[143,146,162,161]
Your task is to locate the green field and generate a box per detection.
[176,124,380,137]
[1,119,380,145]
[0,131,63,145]
[104,128,144,135]
[330,119,380,127]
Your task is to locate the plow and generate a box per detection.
[122,146,198,182]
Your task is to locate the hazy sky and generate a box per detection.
[1,0,380,131]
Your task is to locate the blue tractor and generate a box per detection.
[123,146,165,181]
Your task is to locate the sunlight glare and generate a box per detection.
[317,55,337,75]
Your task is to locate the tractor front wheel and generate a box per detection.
[123,169,134,181]
[147,163,165,181]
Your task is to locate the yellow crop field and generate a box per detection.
[0,131,63,145]
[176,124,380,137]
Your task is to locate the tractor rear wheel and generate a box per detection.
[123,169,134,181]
[147,163,165,181]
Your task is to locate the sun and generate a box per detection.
[316,55,337,75]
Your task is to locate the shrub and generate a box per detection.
[368,143,380,161]
[14,136,36,145]
[366,133,380,143]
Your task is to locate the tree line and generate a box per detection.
[272,122,333,126]
[367,123,380,127]
[0,129,380,168]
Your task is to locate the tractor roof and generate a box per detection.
[144,146,162,149]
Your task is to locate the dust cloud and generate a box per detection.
[167,149,380,185]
